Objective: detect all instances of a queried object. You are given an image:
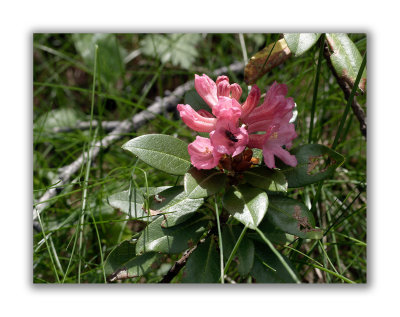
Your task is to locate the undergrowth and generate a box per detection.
[33,33,366,283]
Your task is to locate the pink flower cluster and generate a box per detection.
[177,74,298,170]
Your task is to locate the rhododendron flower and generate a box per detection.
[194,74,242,109]
[244,82,297,168]
[210,118,249,157]
[177,76,243,133]
[177,104,216,132]
[243,82,295,132]
[262,121,297,168]
[248,121,297,168]
[178,74,298,171]
[177,76,248,158]
[188,136,222,169]
[212,96,242,121]
[241,85,261,120]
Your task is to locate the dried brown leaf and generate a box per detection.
[244,38,291,85]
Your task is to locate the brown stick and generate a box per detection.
[323,44,367,138]
[159,226,217,283]
[159,244,199,283]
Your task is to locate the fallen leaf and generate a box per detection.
[244,38,291,84]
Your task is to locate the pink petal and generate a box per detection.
[247,119,276,133]
[230,83,243,101]
[212,96,242,121]
[210,119,248,156]
[232,126,249,157]
[273,146,297,167]
[194,74,218,109]
[217,80,230,97]
[246,95,294,124]
[188,136,221,169]
[216,75,229,85]
[263,150,276,169]
[248,134,267,149]
[261,121,298,168]
[177,104,217,132]
[241,85,261,119]
[197,109,214,118]
[265,82,288,105]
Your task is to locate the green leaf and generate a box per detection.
[243,167,287,192]
[250,219,288,245]
[140,34,201,69]
[135,214,208,254]
[184,167,227,199]
[182,237,220,283]
[222,225,255,276]
[222,185,268,230]
[72,33,126,87]
[279,144,345,188]
[149,186,204,227]
[104,240,159,282]
[267,196,322,239]
[107,186,171,221]
[326,33,367,92]
[183,89,211,112]
[122,134,191,176]
[284,33,321,57]
[244,38,291,85]
[251,242,299,283]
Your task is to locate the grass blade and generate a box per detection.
[214,196,224,284]
[308,34,325,143]
[255,227,300,284]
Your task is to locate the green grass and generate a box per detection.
[33,33,366,283]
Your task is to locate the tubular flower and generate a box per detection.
[194,74,243,108]
[176,104,217,133]
[241,84,261,120]
[188,136,222,169]
[194,74,218,108]
[177,75,243,133]
[243,82,297,168]
[212,96,242,121]
[262,120,297,168]
[210,118,249,157]
[243,82,295,130]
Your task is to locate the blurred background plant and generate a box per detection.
[33,33,366,283]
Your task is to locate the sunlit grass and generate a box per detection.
[33,33,366,283]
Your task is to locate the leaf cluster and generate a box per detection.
[105,134,344,283]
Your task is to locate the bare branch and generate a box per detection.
[158,244,199,283]
[323,45,367,138]
[33,62,244,226]
[159,224,218,283]
[51,120,121,133]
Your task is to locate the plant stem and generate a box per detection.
[255,227,301,284]
[309,263,355,283]
[308,34,325,144]
[239,33,248,65]
[332,53,367,149]
[78,45,99,283]
[311,53,366,215]
[214,196,224,284]
[220,225,248,281]
[35,210,61,283]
